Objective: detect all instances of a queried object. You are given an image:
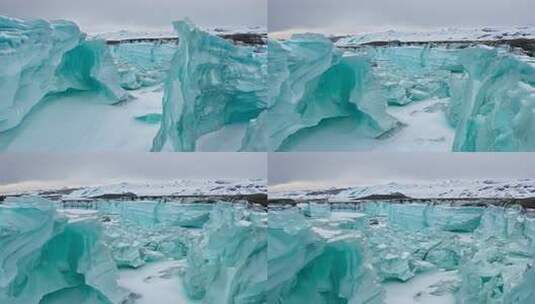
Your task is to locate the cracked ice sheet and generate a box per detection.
[118,260,195,304]
[0,86,163,152]
[279,97,455,151]
[384,270,458,304]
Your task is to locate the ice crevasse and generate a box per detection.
[0,16,128,132]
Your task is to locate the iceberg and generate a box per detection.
[0,196,129,304]
[152,20,267,152]
[0,16,128,133]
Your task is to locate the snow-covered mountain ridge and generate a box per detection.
[335,26,535,46]
[271,179,535,200]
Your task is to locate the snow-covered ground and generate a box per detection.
[271,178,535,200]
[281,97,454,152]
[336,26,535,46]
[118,260,194,304]
[384,270,458,304]
[0,86,163,152]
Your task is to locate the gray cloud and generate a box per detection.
[0,153,266,187]
[269,0,535,34]
[0,0,266,32]
[269,153,535,189]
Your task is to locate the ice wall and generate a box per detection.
[152,19,267,151]
[242,35,399,151]
[0,197,129,304]
[182,203,267,303]
[0,16,128,133]
[448,47,535,151]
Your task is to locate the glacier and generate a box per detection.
[0,16,128,133]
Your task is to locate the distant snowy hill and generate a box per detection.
[335,26,535,46]
[89,25,267,41]
[271,179,535,200]
[64,179,266,199]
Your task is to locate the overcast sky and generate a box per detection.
[269,153,535,191]
[0,0,266,32]
[269,0,535,35]
[0,153,266,193]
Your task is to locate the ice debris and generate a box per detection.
[243,34,399,151]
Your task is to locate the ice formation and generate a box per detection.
[267,207,384,303]
[0,16,128,133]
[243,35,399,151]
[183,203,267,303]
[287,201,535,304]
[152,20,267,151]
[0,197,129,304]
[447,47,535,151]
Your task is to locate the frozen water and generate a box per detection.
[0,197,130,304]
[152,20,267,152]
[0,16,128,133]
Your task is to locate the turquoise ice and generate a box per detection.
[0,16,128,133]
[152,19,267,152]
[0,197,129,304]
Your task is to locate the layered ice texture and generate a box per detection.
[152,20,267,151]
[244,35,399,151]
[0,197,129,304]
[448,47,535,151]
[0,16,128,133]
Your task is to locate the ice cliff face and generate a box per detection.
[0,16,128,132]
[448,47,535,151]
[152,20,267,151]
[0,197,129,304]
[183,203,267,303]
